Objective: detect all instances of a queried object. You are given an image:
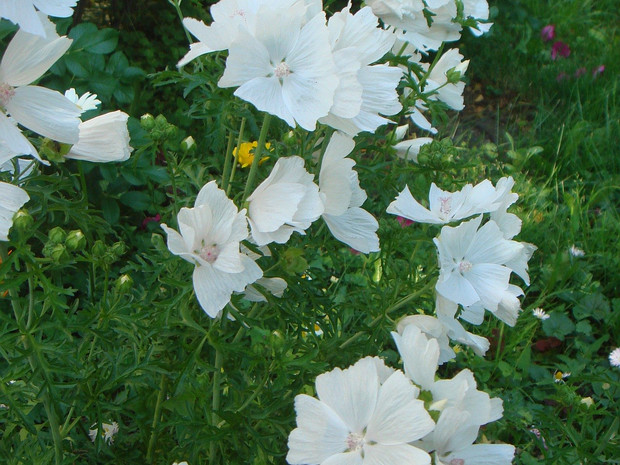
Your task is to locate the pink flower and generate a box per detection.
[574,67,586,78]
[142,213,161,229]
[541,25,555,42]
[556,72,568,82]
[593,65,605,77]
[396,216,414,228]
[551,41,571,60]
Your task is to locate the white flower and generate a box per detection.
[434,216,525,311]
[0,0,78,37]
[161,181,262,318]
[392,324,440,390]
[463,0,493,36]
[434,295,491,357]
[172,462,189,465]
[247,156,323,246]
[609,348,620,368]
[0,181,29,241]
[0,15,80,159]
[532,307,550,321]
[88,421,119,445]
[423,49,469,111]
[396,314,456,364]
[218,6,338,131]
[393,136,433,162]
[64,88,101,113]
[318,133,379,253]
[243,277,287,302]
[65,111,133,163]
[287,357,434,465]
[569,245,585,257]
[319,6,402,135]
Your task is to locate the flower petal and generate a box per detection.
[364,443,431,465]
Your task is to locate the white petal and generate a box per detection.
[436,272,480,308]
[393,137,433,162]
[466,220,523,265]
[7,86,81,144]
[286,394,349,464]
[0,182,29,241]
[0,1,43,36]
[386,185,440,224]
[249,182,305,232]
[235,77,296,128]
[467,263,511,311]
[323,207,379,254]
[316,357,379,433]
[65,111,132,163]
[0,112,39,161]
[364,443,431,465]
[32,0,77,17]
[0,24,71,86]
[321,451,364,465]
[391,326,439,390]
[160,223,195,264]
[445,444,515,465]
[366,371,434,444]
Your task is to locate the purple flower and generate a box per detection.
[396,216,414,228]
[593,65,605,77]
[541,24,555,42]
[551,41,571,60]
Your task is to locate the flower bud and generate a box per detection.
[13,210,34,232]
[180,136,196,153]
[115,274,133,293]
[92,240,107,258]
[47,243,70,263]
[65,230,86,251]
[164,125,178,139]
[110,241,126,257]
[140,113,156,131]
[48,227,67,244]
[155,114,169,130]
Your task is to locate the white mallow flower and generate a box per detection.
[319,5,402,136]
[161,181,263,318]
[64,88,101,114]
[0,15,80,159]
[391,124,433,161]
[247,156,323,246]
[463,0,493,37]
[0,0,78,37]
[65,111,133,163]
[392,324,440,391]
[243,277,288,302]
[0,181,29,241]
[423,49,469,111]
[218,5,338,131]
[287,357,435,465]
[459,284,525,327]
[318,133,379,253]
[434,216,525,311]
[387,177,519,225]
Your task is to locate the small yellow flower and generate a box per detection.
[233,141,272,168]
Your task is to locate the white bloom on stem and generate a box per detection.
[434,216,524,311]
[532,307,550,321]
[424,49,469,111]
[609,348,620,368]
[287,356,434,465]
[0,15,80,159]
[88,421,119,445]
[65,111,133,163]
[64,88,101,113]
[392,324,440,390]
[161,181,262,318]
[0,181,29,241]
[218,6,338,131]
[0,0,78,37]
[318,133,379,253]
[247,156,323,246]
[569,245,585,257]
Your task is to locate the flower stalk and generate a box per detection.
[242,113,271,202]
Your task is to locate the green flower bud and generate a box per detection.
[282,130,297,146]
[47,243,70,263]
[164,125,178,139]
[115,274,133,294]
[180,136,196,153]
[13,210,34,232]
[140,113,156,131]
[65,230,86,252]
[48,227,67,245]
[155,114,169,130]
[110,241,126,257]
[92,240,107,258]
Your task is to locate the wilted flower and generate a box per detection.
[533,308,550,320]
[287,357,434,465]
[161,181,262,317]
[541,24,555,42]
[609,347,620,368]
[318,133,379,253]
[247,156,323,246]
[89,421,119,445]
[0,15,80,161]
[0,0,78,37]
[551,41,571,60]
[0,182,29,241]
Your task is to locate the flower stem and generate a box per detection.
[242,113,271,202]
[226,118,246,196]
[209,346,224,463]
[146,374,167,464]
[221,131,235,192]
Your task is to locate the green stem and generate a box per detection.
[172,0,193,44]
[77,162,89,205]
[163,146,179,217]
[417,43,445,91]
[242,113,271,202]
[227,118,246,196]
[146,374,167,463]
[221,132,235,192]
[209,347,224,463]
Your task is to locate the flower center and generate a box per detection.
[231,8,246,18]
[439,196,452,216]
[345,432,365,452]
[274,62,291,78]
[0,82,15,110]
[458,260,472,273]
[199,244,219,263]
[449,460,465,465]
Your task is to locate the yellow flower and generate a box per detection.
[233,141,272,168]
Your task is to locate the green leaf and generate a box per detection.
[120,191,152,211]
[102,197,120,224]
[542,312,575,340]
